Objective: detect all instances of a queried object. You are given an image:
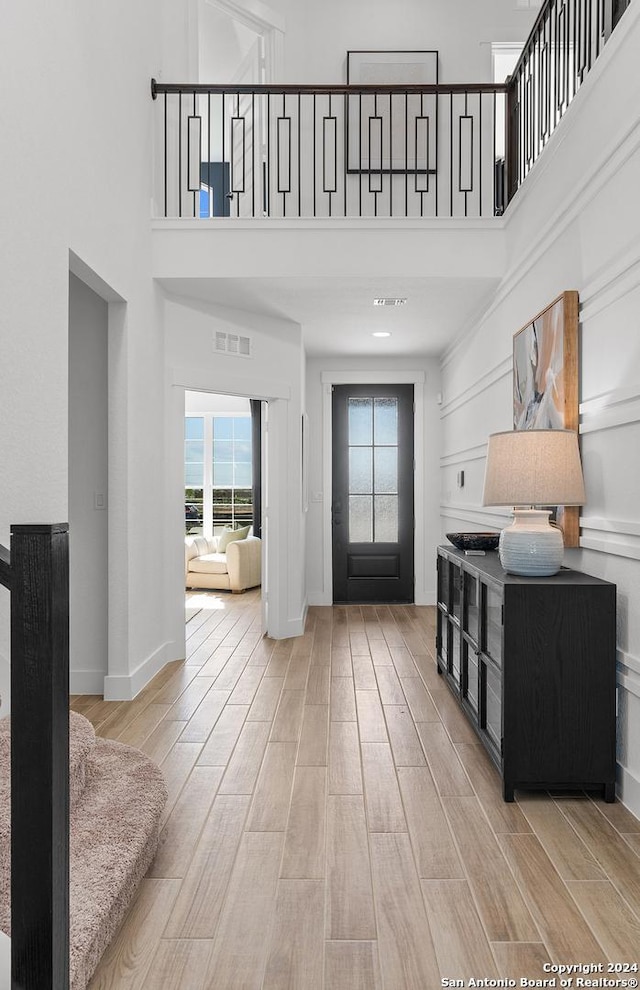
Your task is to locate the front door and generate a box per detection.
[332,384,414,603]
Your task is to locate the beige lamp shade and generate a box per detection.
[482,429,586,507]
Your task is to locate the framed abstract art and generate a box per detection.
[512,290,580,546]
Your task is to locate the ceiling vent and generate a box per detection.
[214,330,252,358]
[373,297,407,307]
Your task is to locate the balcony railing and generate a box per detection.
[151,0,631,221]
[152,81,509,219]
[506,0,628,198]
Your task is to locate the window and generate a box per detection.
[185,413,253,536]
[347,397,399,543]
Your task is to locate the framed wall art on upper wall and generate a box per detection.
[346,50,439,176]
[512,290,580,546]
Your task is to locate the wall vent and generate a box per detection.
[214,330,252,358]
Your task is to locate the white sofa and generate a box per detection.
[185,533,261,593]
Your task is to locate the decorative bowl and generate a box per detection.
[445,532,500,551]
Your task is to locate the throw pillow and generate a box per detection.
[217,524,251,553]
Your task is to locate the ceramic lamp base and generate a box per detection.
[498,509,564,577]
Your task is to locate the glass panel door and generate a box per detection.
[451,624,461,685]
[483,661,502,752]
[437,611,449,669]
[437,557,450,609]
[332,384,414,603]
[451,564,462,623]
[483,583,503,667]
[462,640,479,717]
[347,397,399,544]
[463,572,479,644]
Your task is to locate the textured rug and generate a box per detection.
[0,711,167,990]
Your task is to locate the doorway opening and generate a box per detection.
[183,389,265,632]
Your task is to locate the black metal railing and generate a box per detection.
[152,81,510,219]
[152,0,631,221]
[0,524,70,990]
[506,0,631,198]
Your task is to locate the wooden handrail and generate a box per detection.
[507,0,617,83]
[151,78,509,98]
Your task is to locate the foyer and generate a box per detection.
[78,593,640,989]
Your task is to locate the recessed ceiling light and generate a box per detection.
[373,297,407,307]
[372,331,392,338]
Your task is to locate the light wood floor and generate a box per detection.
[72,591,640,989]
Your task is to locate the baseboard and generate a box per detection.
[288,601,308,638]
[415,590,436,606]
[70,669,107,696]
[0,931,9,986]
[305,592,437,607]
[307,591,331,606]
[268,604,308,640]
[618,762,640,820]
[103,640,180,701]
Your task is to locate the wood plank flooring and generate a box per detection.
[75,589,640,989]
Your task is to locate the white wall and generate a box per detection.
[306,355,441,606]
[439,4,640,815]
[268,0,538,83]
[68,274,109,695]
[163,292,307,644]
[0,0,186,705]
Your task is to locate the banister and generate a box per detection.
[7,523,70,990]
[152,78,510,219]
[506,0,619,84]
[151,78,509,98]
[152,0,625,224]
[0,544,10,590]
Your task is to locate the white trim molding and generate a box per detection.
[580,536,640,562]
[579,519,640,561]
[616,646,640,818]
[104,640,179,702]
[168,364,291,401]
[617,764,640,821]
[617,648,640,700]
[580,516,640,538]
[321,371,426,386]
[440,441,488,468]
[70,670,107,696]
[580,243,640,323]
[580,385,640,435]
[439,357,511,419]
[440,502,511,530]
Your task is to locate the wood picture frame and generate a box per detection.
[512,290,580,547]
[346,50,439,176]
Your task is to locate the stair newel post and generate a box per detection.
[10,524,70,990]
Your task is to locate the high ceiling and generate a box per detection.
[159,275,500,357]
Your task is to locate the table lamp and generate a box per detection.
[482,429,586,576]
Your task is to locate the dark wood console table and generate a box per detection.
[436,545,617,802]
